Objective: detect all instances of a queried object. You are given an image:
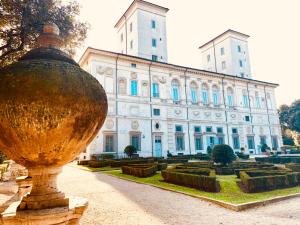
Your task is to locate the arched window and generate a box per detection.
[118,78,127,95]
[212,85,220,107]
[227,87,234,107]
[242,90,249,108]
[201,83,209,105]
[152,83,159,98]
[190,82,198,104]
[255,92,260,108]
[172,79,180,103]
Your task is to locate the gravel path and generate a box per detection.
[58,165,300,225]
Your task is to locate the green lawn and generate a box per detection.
[76,165,119,172]
[105,170,300,204]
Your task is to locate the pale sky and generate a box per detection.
[72,0,300,107]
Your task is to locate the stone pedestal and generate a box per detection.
[1,197,88,225]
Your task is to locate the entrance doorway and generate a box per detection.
[154,136,162,157]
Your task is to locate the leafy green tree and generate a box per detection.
[212,144,235,166]
[124,145,137,158]
[279,99,300,133]
[0,0,89,67]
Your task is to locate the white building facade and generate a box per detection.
[199,30,252,79]
[79,48,282,159]
[78,0,282,159]
[115,0,168,62]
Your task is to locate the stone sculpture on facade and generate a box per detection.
[0,23,108,224]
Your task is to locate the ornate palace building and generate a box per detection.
[78,0,282,159]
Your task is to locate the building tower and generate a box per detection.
[115,0,169,62]
[199,29,252,79]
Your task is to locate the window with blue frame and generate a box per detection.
[217,136,224,145]
[152,83,159,98]
[153,108,160,116]
[239,60,243,67]
[213,91,219,106]
[237,45,241,53]
[206,126,212,133]
[233,136,240,149]
[175,125,183,132]
[151,20,156,29]
[172,80,180,102]
[232,128,238,134]
[217,127,223,134]
[221,47,225,55]
[152,55,158,61]
[247,136,255,149]
[176,135,184,151]
[131,134,140,151]
[194,126,201,133]
[243,95,249,107]
[191,88,197,104]
[195,136,203,151]
[272,136,278,149]
[152,38,157,47]
[255,96,261,108]
[260,136,266,145]
[130,80,138,96]
[227,95,233,107]
[201,90,208,105]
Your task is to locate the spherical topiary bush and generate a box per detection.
[212,144,236,166]
[124,145,137,158]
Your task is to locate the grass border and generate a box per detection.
[104,171,300,211]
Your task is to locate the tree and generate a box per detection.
[212,144,235,166]
[261,143,269,153]
[279,99,300,133]
[124,145,137,158]
[0,0,89,67]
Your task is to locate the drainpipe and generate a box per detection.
[115,54,120,158]
[213,41,218,73]
[221,75,230,145]
[149,61,153,156]
[183,68,191,155]
[124,15,128,54]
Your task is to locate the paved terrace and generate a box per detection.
[58,165,300,225]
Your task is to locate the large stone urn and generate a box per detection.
[0,23,107,224]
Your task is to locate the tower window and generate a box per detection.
[222,61,226,70]
[129,22,133,32]
[151,20,156,29]
[237,45,241,53]
[153,108,160,116]
[221,47,225,55]
[120,33,123,42]
[245,115,250,122]
[239,60,243,67]
[131,63,137,68]
[207,54,210,62]
[130,40,133,49]
[152,39,157,47]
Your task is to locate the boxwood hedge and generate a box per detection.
[122,164,158,178]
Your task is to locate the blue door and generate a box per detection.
[154,136,162,157]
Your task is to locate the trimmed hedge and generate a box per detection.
[286,163,300,172]
[161,168,219,192]
[240,169,300,193]
[158,159,188,164]
[122,164,158,178]
[256,156,300,164]
[77,160,89,165]
[110,159,154,167]
[88,160,110,168]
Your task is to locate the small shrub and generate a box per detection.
[261,144,269,153]
[124,145,137,158]
[167,150,173,157]
[212,144,235,166]
[207,146,212,157]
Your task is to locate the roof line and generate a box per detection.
[198,29,250,49]
[79,47,279,87]
[114,0,169,28]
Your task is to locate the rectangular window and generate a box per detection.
[213,92,219,106]
[206,126,212,133]
[233,136,240,149]
[245,115,250,122]
[247,136,255,149]
[194,126,201,133]
[191,89,197,104]
[195,136,203,151]
[130,80,138,96]
[221,47,225,55]
[272,136,278,149]
[129,22,133,32]
[207,54,210,62]
[152,83,159,98]
[239,60,243,67]
[227,95,233,107]
[217,127,223,134]
[152,55,158,61]
[120,33,123,42]
[232,128,238,134]
[222,61,226,70]
[151,20,156,29]
[152,38,157,47]
[173,87,179,102]
[153,108,160,116]
[240,72,245,78]
[105,135,114,152]
[243,95,249,108]
[175,125,183,132]
[130,40,133,49]
[260,136,266,145]
[131,63,137,68]
[237,45,241,53]
[201,91,208,105]
[176,135,184,151]
[131,134,140,151]
[255,96,261,108]
[218,137,224,145]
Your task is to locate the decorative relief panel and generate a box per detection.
[131,121,139,130]
[130,72,137,79]
[204,112,211,118]
[174,108,182,115]
[247,126,252,134]
[259,127,264,135]
[105,119,114,129]
[193,111,200,117]
[96,66,113,76]
[159,77,167,84]
[130,106,140,116]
